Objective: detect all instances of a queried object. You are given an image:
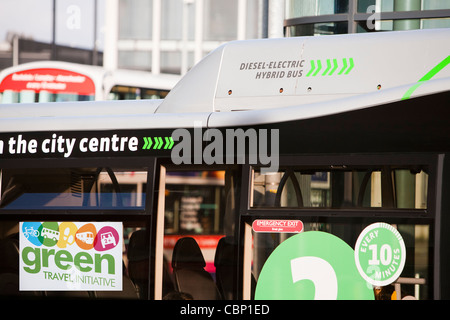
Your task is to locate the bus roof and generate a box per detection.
[0,29,449,132]
[157,28,450,113]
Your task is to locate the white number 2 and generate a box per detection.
[290,256,338,300]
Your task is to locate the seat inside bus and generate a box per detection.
[171,236,221,300]
[127,229,174,299]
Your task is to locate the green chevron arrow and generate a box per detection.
[306,59,323,77]
[164,137,174,149]
[337,58,354,75]
[338,58,348,75]
[308,58,353,77]
[322,59,331,76]
[306,60,316,77]
[143,136,174,150]
[328,59,338,75]
[142,137,153,150]
[313,60,322,76]
[154,137,163,149]
[345,57,354,74]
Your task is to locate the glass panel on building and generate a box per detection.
[118,0,153,39]
[287,21,348,36]
[358,0,450,13]
[286,0,349,19]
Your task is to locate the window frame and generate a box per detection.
[0,157,155,216]
[243,154,438,219]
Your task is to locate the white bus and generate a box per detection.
[41,227,59,241]
[0,61,180,103]
[0,29,449,302]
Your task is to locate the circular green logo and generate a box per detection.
[354,222,406,287]
[254,231,374,300]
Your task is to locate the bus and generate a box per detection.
[0,28,449,301]
[0,60,180,103]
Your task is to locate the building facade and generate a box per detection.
[104,0,450,75]
[285,0,450,36]
[104,0,268,75]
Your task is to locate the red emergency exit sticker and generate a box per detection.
[252,219,303,233]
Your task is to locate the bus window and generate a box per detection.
[108,86,170,100]
[252,166,428,209]
[0,90,36,103]
[249,221,431,300]
[0,167,147,209]
[161,169,240,300]
[0,89,94,103]
[246,160,433,300]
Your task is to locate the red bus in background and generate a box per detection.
[0,61,180,103]
[0,67,96,101]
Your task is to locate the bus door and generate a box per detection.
[241,155,435,300]
[154,165,241,300]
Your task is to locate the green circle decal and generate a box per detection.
[354,222,406,287]
[254,231,374,300]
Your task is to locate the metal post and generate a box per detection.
[181,0,193,75]
[92,0,98,66]
[237,0,247,40]
[12,35,19,66]
[52,0,56,60]
[268,0,284,38]
[194,0,204,64]
[103,0,119,70]
[348,0,357,33]
[394,0,421,30]
[152,0,161,75]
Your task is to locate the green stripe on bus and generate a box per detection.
[402,55,450,100]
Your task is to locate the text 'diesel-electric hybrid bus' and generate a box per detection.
[0,28,449,300]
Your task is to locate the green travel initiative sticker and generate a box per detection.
[354,222,406,287]
[254,231,374,300]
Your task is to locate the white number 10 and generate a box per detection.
[368,244,392,266]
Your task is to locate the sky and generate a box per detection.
[0,0,105,50]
